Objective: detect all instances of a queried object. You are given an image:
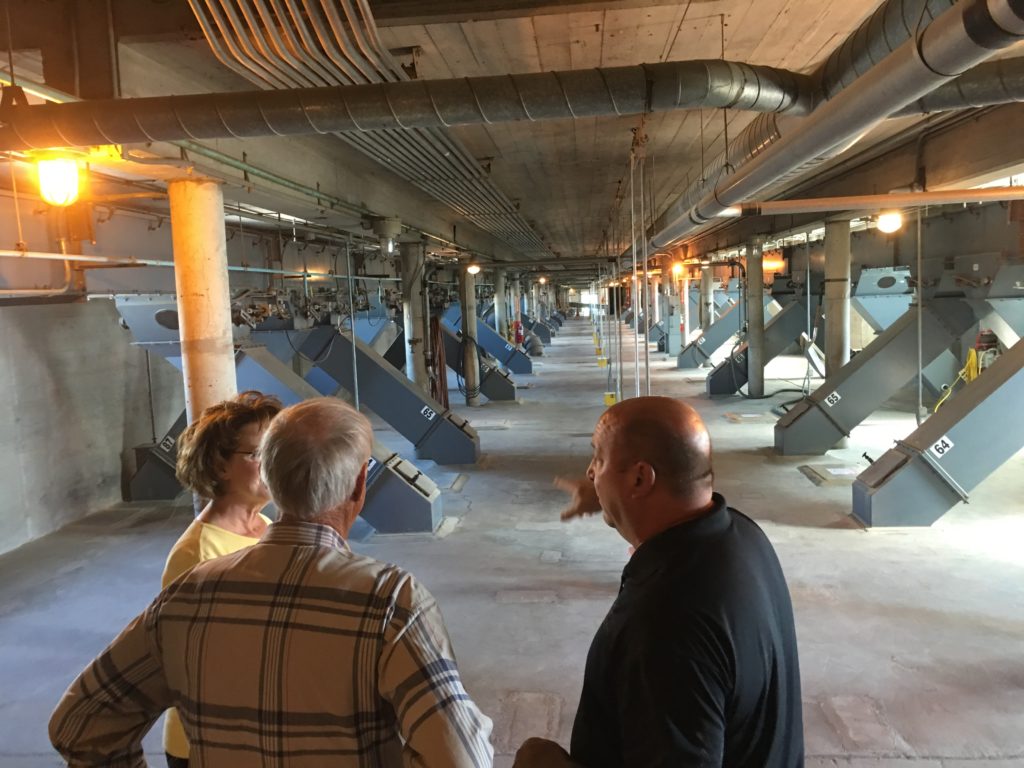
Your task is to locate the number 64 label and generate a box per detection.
[929,435,955,459]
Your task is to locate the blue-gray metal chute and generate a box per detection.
[774,298,979,455]
[705,298,812,395]
[442,304,533,374]
[677,295,776,369]
[257,327,480,465]
[852,338,1024,526]
[131,346,442,533]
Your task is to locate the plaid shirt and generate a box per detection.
[49,521,493,767]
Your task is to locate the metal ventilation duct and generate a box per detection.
[648,0,1024,249]
[0,61,815,150]
[644,0,978,251]
[894,55,1024,114]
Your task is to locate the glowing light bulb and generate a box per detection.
[37,157,80,207]
[466,264,481,275]
[671,262,684,276]
[876,211,903,234]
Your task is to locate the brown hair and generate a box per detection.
[175,391,283,499]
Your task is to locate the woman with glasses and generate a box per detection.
[160,390,283,768]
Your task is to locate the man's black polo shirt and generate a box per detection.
[570,493,803,767]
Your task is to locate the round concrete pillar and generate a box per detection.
[494,270,508,338]
[168,178,236,423]
[700,267,715,330]
[399,236,430,391]
[824,218,852,376]
[459,268,481,407]
[746,240,766,399]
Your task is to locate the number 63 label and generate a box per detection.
[929,435,955,459]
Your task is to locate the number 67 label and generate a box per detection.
[929,435,955,459]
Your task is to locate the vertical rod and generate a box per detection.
[629,153,639,397]
[640,156,651,396]
[345,242,360,410]
[916,207,924,425]
[615,263,623,402]
[145,349,157,443]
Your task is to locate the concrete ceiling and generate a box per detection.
[373,0,882,258]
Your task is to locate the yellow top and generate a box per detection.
[160,515,270,758]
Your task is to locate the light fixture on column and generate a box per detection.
[466,264,481,275]
[36,155,81,207]
[538,276,548,284]
[671,262,684,276]
[876,211,903,234]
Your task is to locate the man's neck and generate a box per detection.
[631,493,716,547]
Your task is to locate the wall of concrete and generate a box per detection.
[0,192,190,556]
[0,301,184,555]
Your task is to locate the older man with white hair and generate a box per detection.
[50,397,493,768]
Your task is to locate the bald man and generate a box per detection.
[517,397,802,768]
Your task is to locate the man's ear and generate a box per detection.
[349,461,369,504]
[630,461,656,496]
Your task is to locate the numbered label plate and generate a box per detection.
[504,343,514,351]
[929,435,955,459]
[420,406,437,421]
[823,392,842,407]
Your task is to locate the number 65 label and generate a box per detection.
[929,435,955,459]
[824,392,841,407]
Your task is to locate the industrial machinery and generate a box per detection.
[442,303,534,374]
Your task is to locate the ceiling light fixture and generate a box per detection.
[671,262,684,276]
[876,211,903,234]
[538,276,548,284]
[36,156,81,207]
[466,264,481,275]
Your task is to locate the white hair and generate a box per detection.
[259,398,373,521]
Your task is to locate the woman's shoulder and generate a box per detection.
[162,520,206,587]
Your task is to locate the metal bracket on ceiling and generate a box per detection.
[0,84,28,112]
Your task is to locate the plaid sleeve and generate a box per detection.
[49,599,173,767]
[377,572,494,768]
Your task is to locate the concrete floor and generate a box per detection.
[2,318,1023,767]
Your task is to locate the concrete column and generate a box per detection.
[746,240,766,399]
[531,283,539,318]
[459,267,481,407]
[824,218,852,376]
[494,270,508,337]
[512,277,523,329]
[168,178,236,423]
[700,267,715,330]
[399,236,430,391]
[682,276,691,340]
[653,277,662,323]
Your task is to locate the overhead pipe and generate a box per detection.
[893,54,1024,113]
[730,186,1024,216]
[0,60,816,151]
[820,0,958,99]
[650,0,1024,249]
[643,0,996,253]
